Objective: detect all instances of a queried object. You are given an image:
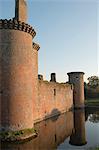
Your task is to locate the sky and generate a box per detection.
[0,0,98,82]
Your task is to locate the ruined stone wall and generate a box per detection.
[34,80,73,122]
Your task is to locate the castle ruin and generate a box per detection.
[0,0,85,141]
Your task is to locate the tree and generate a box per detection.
[87,76,99,88]
[89,112,99,123]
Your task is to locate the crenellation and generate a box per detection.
[38,74,43,80]
[0,19,36,38]
[50,73,56,82]
[33,42,40,51]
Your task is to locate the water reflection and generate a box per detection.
[89,113,99,123]
[1,111,74,150]
[85,107,99,123]
[1,108,99,150]
[69,109,87,146]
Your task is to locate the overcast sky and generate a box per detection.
[0,0,98,82]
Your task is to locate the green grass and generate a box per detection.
[85,99,99,106]
[0,128,37,141]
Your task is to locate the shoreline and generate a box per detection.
[0,128,37,142]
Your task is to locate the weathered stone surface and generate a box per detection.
[15,0,27,22]
[67,72,85,108]
[0,29,34,131]
[32,44,39,123]
[34,81,73,122]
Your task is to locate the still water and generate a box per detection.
[1,108,99,150]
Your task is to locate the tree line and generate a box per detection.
[84,76,99,99]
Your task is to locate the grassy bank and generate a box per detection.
[85,99,99,107]
[0,128,37,142]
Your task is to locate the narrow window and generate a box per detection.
[71,85,73,90]
[55,134,57,142]
[54,89,56,96]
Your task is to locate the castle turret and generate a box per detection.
[32,42,40,121]
[0,0,37,139]
[67,72,85,108]
[50,73,56,82]
[15,0,27,22]
[38,74,43,80]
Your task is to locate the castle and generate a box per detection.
[0,0,85,141]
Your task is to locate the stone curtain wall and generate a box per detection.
[33,81,73,122]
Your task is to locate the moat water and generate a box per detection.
[1,107,99,150]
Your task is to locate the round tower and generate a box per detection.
[0,0,37,140]
[32,42,40,121]
[0,19,36,132]
[67,72,85,108]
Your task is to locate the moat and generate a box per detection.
[1,106,99,150]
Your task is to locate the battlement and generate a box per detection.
[0,19,36,38]
[33,42,40,51]
[67,72,84,75]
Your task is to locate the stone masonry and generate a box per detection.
[15,0,27,22]
[67,72,85,108]
[0,0,85,136]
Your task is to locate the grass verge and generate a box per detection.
[0,128,37,142]
[85,99,99,107]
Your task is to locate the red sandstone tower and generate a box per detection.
[0,0,39,136]
[67,72,85,108]
[32,43,40,121]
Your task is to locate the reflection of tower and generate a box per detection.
[1,111,74,150]
[69,109,87,146]
[67,72,85,108]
